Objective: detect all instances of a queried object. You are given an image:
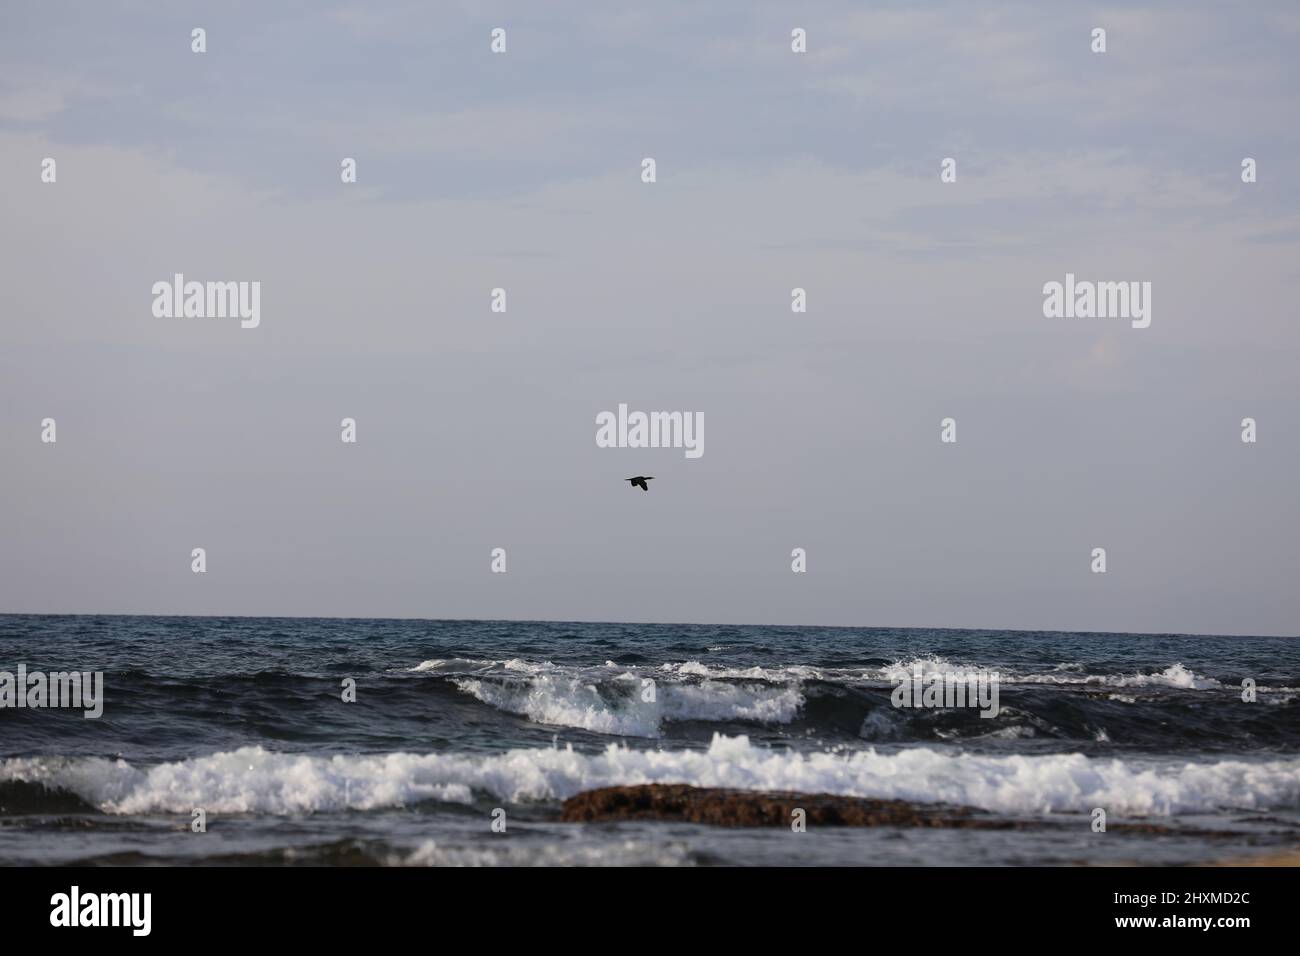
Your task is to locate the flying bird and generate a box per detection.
[625,476,654,491]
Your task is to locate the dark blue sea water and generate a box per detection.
[2,615,1298,865]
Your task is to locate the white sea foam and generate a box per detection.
[395,839,694,867]
[878,657,1228,690]
[1105,663,1222,689]
[429,656,1249,690]
[5,736,1300,818]
[877,656,995,684]
[662,661,827,682]
[451,674,804,737]
[405,656,1291,737]
[1011,662,1223,689]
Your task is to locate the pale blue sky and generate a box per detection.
[2,2,1298,634]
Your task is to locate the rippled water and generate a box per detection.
[2,615,1297,865]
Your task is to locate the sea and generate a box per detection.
[2,615,1298,866]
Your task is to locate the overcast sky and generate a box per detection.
[2,1,1298,635]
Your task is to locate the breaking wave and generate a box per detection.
[5,736,1300,818]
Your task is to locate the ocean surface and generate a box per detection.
[2,615,1298,866]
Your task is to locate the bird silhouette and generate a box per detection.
[625,476,654,491]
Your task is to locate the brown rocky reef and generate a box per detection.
[560,784,1235,836]
[560,783,1019,829]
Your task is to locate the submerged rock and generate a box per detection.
[560,784,1250,840]
[560,784,1017,829]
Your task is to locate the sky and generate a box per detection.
[2,1,1298,635]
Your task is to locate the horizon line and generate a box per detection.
[0,610,1294,640]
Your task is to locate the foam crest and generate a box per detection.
[5,737,1299,818]
[451,674,803,737]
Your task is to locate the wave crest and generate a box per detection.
[5,737,1300,818]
